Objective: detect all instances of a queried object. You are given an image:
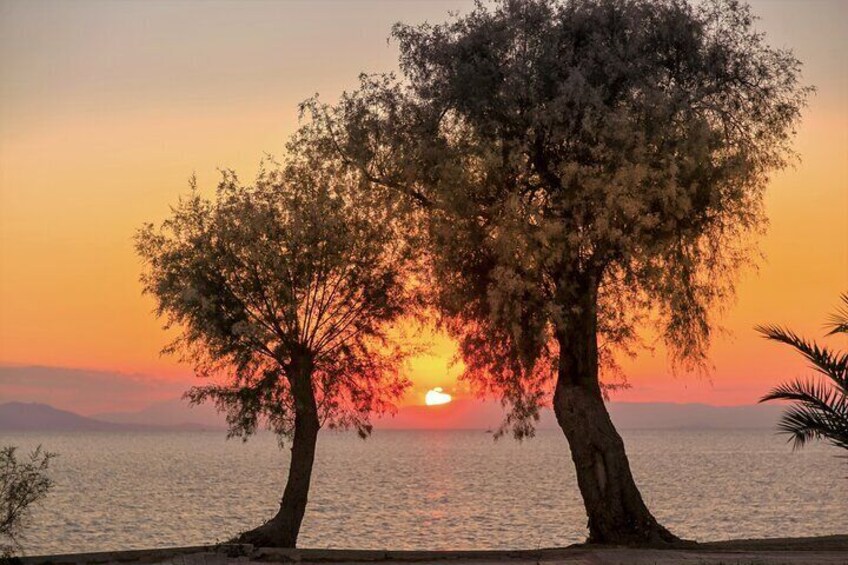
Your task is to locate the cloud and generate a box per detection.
[0,365,193,415]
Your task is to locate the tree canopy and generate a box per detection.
[136,134,417,440]
[304,0,811,435]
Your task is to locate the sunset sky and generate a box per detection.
[1,0,846,417]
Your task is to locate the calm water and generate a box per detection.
[4,429,846,555]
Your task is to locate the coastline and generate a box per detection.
[16,535,848,565]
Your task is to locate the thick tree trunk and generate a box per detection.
[552,281,679,546]
[238,355,319,548]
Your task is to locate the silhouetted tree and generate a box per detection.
[136,136,416,547]
[758,294,848,452]
[306,0,810,544]
[1,446,54,558]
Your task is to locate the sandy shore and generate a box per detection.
[17,536,848,565]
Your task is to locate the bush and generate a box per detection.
[1,446,54,558]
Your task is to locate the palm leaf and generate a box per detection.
[776,403,848,450]
[758,295,848,453]
[761,378,844,409]
[761,378,848,450]
[825,293,848,336]
[755,324,847,391]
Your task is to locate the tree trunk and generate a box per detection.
[552,280,679,546]
[238,355,319,548]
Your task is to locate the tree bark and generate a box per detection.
[238,355,320,548]
[552,279,679,546]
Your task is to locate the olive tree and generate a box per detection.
[306,0,810,545]
[136,134,416,548]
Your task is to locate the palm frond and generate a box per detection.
[760,378,842,409]
[760,378,848,451]
[825,293,848,336]
[777,404,848,451]
[755,324,847,391]
[758,296,848,453]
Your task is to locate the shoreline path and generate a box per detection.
[17,535,848,565]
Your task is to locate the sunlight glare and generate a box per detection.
[424,387,452,406]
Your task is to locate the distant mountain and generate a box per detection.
[1,399,784,433]
[0,402,135,431]
[95,398,226,429]
[377,400,784,431]
[607,402,783,430]
[0,402,219,432]
[0,364,191,415]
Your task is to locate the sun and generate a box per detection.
[424,387,452,406]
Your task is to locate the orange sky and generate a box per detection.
[1,0,846,412]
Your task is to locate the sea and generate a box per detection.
[3,429,846,555]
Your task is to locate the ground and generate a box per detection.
[17,536,848,565]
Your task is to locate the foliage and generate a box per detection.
[301,0,811,435]
[1,446,54,558]
[136,133,418,441]
[758,294,848,451]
